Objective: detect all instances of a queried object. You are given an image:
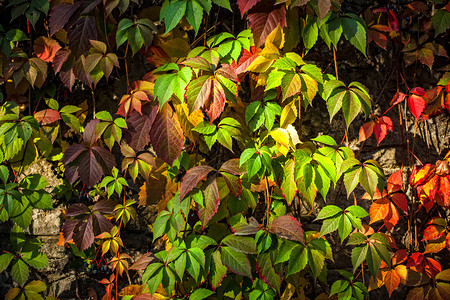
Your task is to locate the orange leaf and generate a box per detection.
[385,269,401,297]
[388,170,403,193]
[424,236,446,254]
[359,121,374,142]
[370,197,390,224]
[34,109,61,125]
[374,116,393,144]
[33,36,61,63]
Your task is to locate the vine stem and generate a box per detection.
[333,46,338,81]
[265,176,271,226]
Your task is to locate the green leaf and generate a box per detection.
[315,205,342,220]
[366,243,382,278]
[257,252,281,291]
[275,240,298,264]
[222,235,257,254]
[308,248,325,278]
[341,15,367,56]
[0,165,9,183]
[359,165,378,198]
[303,16,319,51]
[11,259,29,286]
[190,288,214,300]
[327,90,347,122]
[22,251,48,269]
[164,0,188,34]
[221,246,252,278]
[431,8,450,37]
[0,253,14,272]
[343,166,361,196]
[347,233,367,245]
[288,245,307,276]
[312,135,337,146]
[212,0,231,11]
[319,216,340,236]
[338,214,352,242]
[280,159,297,205]
[210,250,227,289]
[342,90,361,128]
[330,280,350,296]
[155,74,176,106]
[186,0,203,35]
[346,205,369,218]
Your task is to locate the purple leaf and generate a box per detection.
[248,7,287,48]
[149,103,184,166]
[92,199,116,214]
[52,48,72,73]
[219,159,246,175]
[221,172,242,197]
[92,213,113,235]
[91,146,116,171]
[198,177,220,229]
[64,165,79,185]
[130,252,156,270]
[60,69,76,91]
[66,203,90,217]
[73,55,93,87]
[180,165,216,200]
[83,119,101,146]
[78,150,103,188]
[62,219,78,242]
[63,143,87,164]
[49,2,81,36]
[73,215,95,251]
[68,16,98,58]
[269,215,304,244]
[126,103,158,151]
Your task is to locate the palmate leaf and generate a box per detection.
[49,2,81,36]
[149,103,184,166]
[248,7,287,48]
[257,252,281,291]
[180,165,215,200]
[67,16,98,58]
[221,235,257,254]
[198,177,220,228]
[125,103,158,151]
[269,215,304,244]
[220,246,252,278]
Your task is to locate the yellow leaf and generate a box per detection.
[271,128,290,156]
[280,100,298,128]
[174,103,202,143]
[266,24,285,49]
[300,73,318,104]
[286,124,301,146]
[246,43,279,73]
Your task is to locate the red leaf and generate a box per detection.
[407,252,424,267]
[390,193,408,213]
[180,165,216,200]
[237,0,262,17]
[423,224,445,241]
[368,30,388,50]
[390,92,407,106]
[118,90,150,116]
[49,2,81,36]
[234,47,260,75]
[34,37,62,63]
[373,116,393,144]
[198,177,220,228]
[216,64,238,82]
[408,89,427,120]
[125,103,159,151]
[388,10,400,32]
[437,175,450,206]
[268,215,304,244]
[149,103,184,166]
[206,79,226,123]
[247,7,287,48]
[34,109,61,125]
[359,120,374,142]
[383,201,399,231]
[67,16,98,58]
